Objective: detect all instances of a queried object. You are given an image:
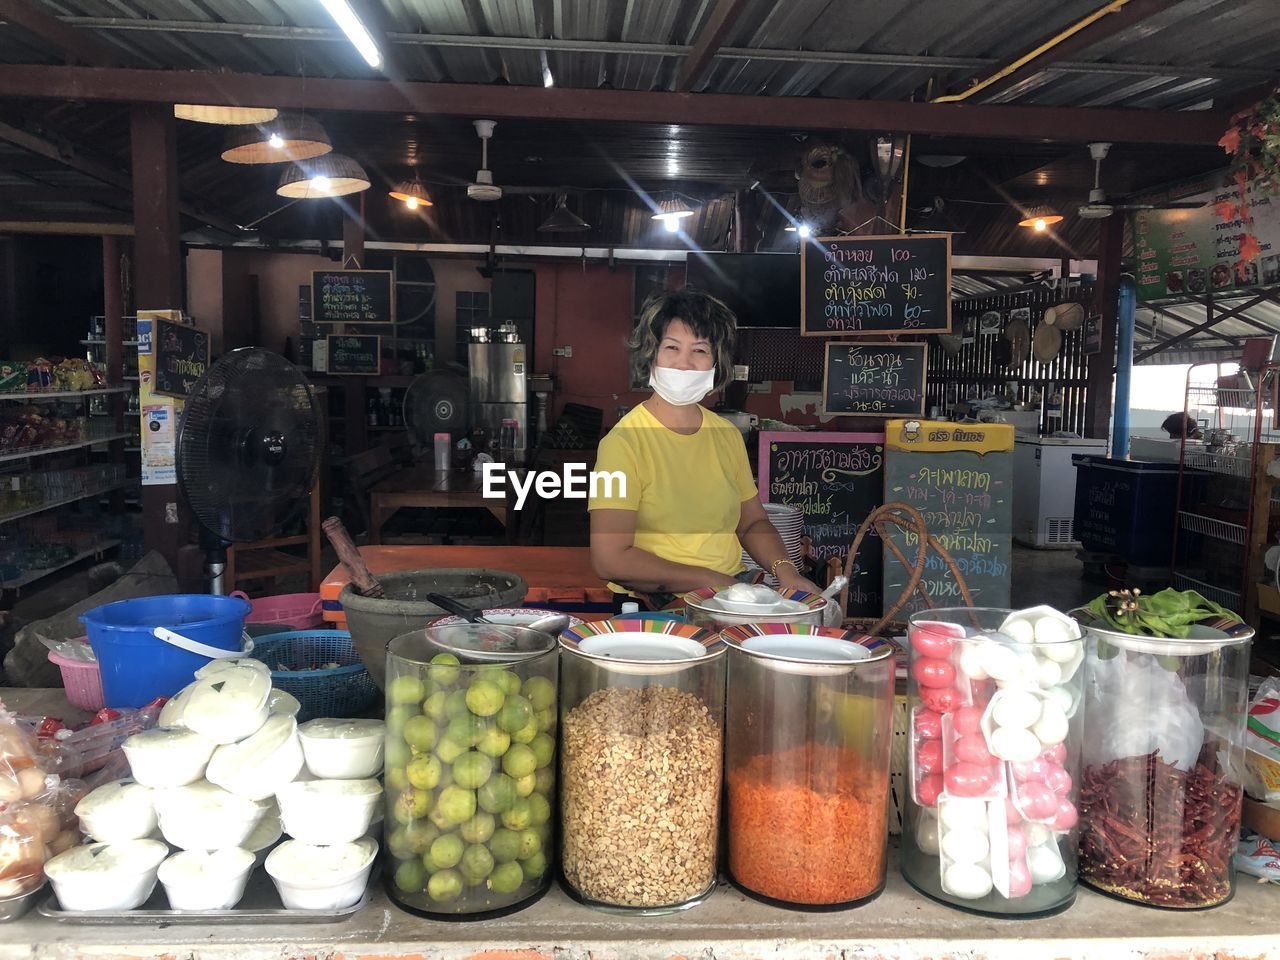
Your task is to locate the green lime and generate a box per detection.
[445,689,471,719]
[388,826,413,859]
[497,670,522,696]
[428,652,461,686]
[435,736,467,765]
[513,773,536,797]
[387,705,415,738]
[385,766,408,792]
[535,708,556,733]
[523,675,556,712]
[511,718,538,744]
[459,811,496,844]
[501,796,533,831]
[385,737,411,769]
[477,773,517,814]
[489,827,522,863]
[476,726,512,758]
[428,868,464,902]
[394,858,427,893]
[429,833,464,869]
[393,788,430,825]
[534,768,553,796]
[407,754,443,790]
[388,674,427,706]
[428,805,453,830]
[526,793,551,827]
[497,695,533,734]
[502,743,538,779]
[530,733,555,769]
[446,714,486,747]
[423,691,449,721]
[436,785,477,825]
[517,827,542,860]
[520,850,547,881]
[452,751,494,790]
[466,679,505,717]
[460,843,495,883]
[403,715,438,752]
[488,861,524,895]
[438,764,454,788]
[400,820,440,855]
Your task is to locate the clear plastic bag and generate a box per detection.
[1083,651,1203,771]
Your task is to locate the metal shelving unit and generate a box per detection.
[0,431,131,465]
[0,538,121,591]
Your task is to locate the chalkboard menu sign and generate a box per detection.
[327,335,381,375]
[801,233,951,336]
[312,270,394,324]
[758,431,884,618]
[882,419,1012,617]
[822,341,927,417]
[152,317,209,399]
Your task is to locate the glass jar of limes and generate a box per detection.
[384,624,558,919]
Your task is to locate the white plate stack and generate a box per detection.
[741,503,806,585]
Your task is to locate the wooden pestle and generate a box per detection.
[321,516,385,598]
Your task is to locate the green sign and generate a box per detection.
[1134,171,1279,302]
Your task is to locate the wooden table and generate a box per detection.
[368,465,509,545]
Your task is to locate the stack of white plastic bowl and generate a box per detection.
[739,503,806,584]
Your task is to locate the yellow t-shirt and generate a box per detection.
[587,403,758,586]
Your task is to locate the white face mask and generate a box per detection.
[649,365,716,406]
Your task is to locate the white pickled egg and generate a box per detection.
[1007,653,1041,688]
[1045,684,1076,718]
[1032,702,1069,746]
[943,862,993,900]
[992,691,1041,729]
[1000,618,1035,645]
[942,828,990,864]
[940,798,989,833]
[990,727,1041,763]
[1041,632,1081,664]
[915,812,940,855]
[958,642,989,680]
[1033,616,1071,645]
[1036,658,1063,688]
[980,643,1020,683]
[1026,843,1066,884]
[1024,823,1052,847]
[1055,641,1085,680]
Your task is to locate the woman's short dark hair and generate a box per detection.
[628,288,737,392]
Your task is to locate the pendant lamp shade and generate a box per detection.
[277,154,371,198]
[389,179,434,209]
[174,104,278,125]
[538,195,590,232]
[1017,204,1065,231]
[222,113,332,164]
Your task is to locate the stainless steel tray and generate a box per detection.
[37,869,371,924]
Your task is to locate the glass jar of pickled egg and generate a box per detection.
[900,606,1084,917]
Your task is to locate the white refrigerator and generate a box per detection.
[1013,437,1109,549]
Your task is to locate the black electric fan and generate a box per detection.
[176,347,323,594]
[403,369,469,452]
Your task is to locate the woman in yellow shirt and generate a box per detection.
[588,289,820,609]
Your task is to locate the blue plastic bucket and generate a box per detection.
[81,594,252,708]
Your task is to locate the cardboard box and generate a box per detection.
[1244,796,1280,840]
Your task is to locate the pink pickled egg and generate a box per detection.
[920,686,961,713]
[911,626,957,658]
[1042,763,1073,796]
[916,739,944,774]
[1050,798,1078,831]
[1010,758,1048,783]
[1018,781,1058,820]
[1006,827,1028,860]
[944,762,996,798]
[912,656,956,688]
[1005,796,1024,825]
[1043,743,1067,765]
[954,734,995,766]
[914,709,943,740]
[1007,858,1033,898]
[917,773,944,807]
[953,705,986,736]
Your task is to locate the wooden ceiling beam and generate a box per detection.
[0,0,117,66]
[675,0,751,93]
[0,64,1230,145]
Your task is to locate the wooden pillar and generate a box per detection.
[343,193,366,268]
[103,236,125,512]
[130,104,185,569]
[1084,215,1124,441]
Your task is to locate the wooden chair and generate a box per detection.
[225,480,323,593]
[343,444,401,536]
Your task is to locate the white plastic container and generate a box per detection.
[264,838,377,910]
[157,848,255,911]
[183,665,271,745]
[44,840,169,912]
[244,810,283,868]
[121,727,216,788]
[275,778,382,845]
[158,682,195,728]
[296,718,385,780]
[206,715,304,801]
[154,780,270,851]
[74,781,157,843]
[268,689,301,718]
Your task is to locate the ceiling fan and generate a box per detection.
[1077,142,1207,220]
[467,119,504,201]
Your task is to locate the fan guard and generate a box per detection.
[403,371,469,448]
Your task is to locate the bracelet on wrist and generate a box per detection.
[770,558,798,577]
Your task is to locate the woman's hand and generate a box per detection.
[775,565,822,596]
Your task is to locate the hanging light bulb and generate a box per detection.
[406,196,419,210]
[268,133,285,149]
[798,223,812,238]
[388,179,434,210]
[652,196,695,233]
[1017,205,1064,231]
[311,175,332,193]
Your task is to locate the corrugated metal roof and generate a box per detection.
[1135,289,1280,363]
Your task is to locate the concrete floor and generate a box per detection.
[1010,544,1098,613]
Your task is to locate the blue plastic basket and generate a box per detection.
[248,629,378,723]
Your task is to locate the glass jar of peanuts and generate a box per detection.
[383,624,559,919]
[720,624,894,908]
[900,606,1085,918]
[557,620,726,914]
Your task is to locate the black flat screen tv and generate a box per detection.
[684,252,800,328]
